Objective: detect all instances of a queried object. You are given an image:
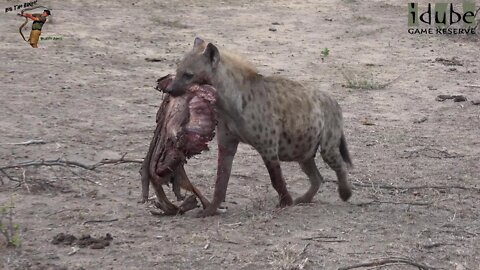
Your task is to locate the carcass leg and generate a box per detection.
[175,166,211,209]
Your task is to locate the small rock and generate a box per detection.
[268,27,277,32]
[471,100,480,105]
[453,95,467,102]
[414,116,428,123]
[271,22,281,25]
[361,118,375,126]
[90,242,107,249]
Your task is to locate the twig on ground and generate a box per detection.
[401,147,463,159]
[422,242,453,249]
[465,84,480,88]
[66,167,102,186]
[354,200,432,207]
[21,169,30,193]
[338,256,436,270]
[300,242,310,256]
[0,168,18,184]
[0,139,46,146]
[301,235,347,242]
[224,222,243,227]
[46,209,71,217]
[297,243,310,269]
[83,218,119,225]
[335,179,480,192]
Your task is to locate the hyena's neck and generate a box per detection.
[211,52,259,117]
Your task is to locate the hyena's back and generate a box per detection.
[241,75,348,164]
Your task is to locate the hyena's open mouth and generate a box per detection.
[139,74,217,215]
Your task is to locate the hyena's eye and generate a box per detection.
[183,72,194,80]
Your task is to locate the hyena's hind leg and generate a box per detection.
[294,157,324,204]
[321,139,352,201]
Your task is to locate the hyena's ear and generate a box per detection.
[204,43,220,69]
[193,37,206,51]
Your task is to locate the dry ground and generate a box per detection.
[1,0,479,269]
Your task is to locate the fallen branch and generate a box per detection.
[338,256,436,270]
[66,167,102,186]
[325,179,480,192]
[301,235,347,242]
[0,139,46,146]
[354,200,432,207]
[401,147,463,159]
[0,156,143,186]
[422,242,454,249]
[350,180,479,192]
[0,156,143,171]
[83,218,119,225]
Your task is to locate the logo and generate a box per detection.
[408,2,479,35]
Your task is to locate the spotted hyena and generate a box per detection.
[166,38,353,217]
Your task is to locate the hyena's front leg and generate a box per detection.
[197,122,239,217]
[263,158,293,207]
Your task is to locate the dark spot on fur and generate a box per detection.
[326,130,332,141]
[287,138,292,144]
[258,125,263,132]
[242,96,247,109]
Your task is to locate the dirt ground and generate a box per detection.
[1,0,479,269]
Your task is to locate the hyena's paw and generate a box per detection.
[338,186,352,201]
[196,206,220,218]
[276,194,293,208]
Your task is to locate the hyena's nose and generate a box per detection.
[164,82,185,97]
[164,84,174,94]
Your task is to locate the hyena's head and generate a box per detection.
[165,37,220,96]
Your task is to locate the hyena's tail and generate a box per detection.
[339,133,353,167]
